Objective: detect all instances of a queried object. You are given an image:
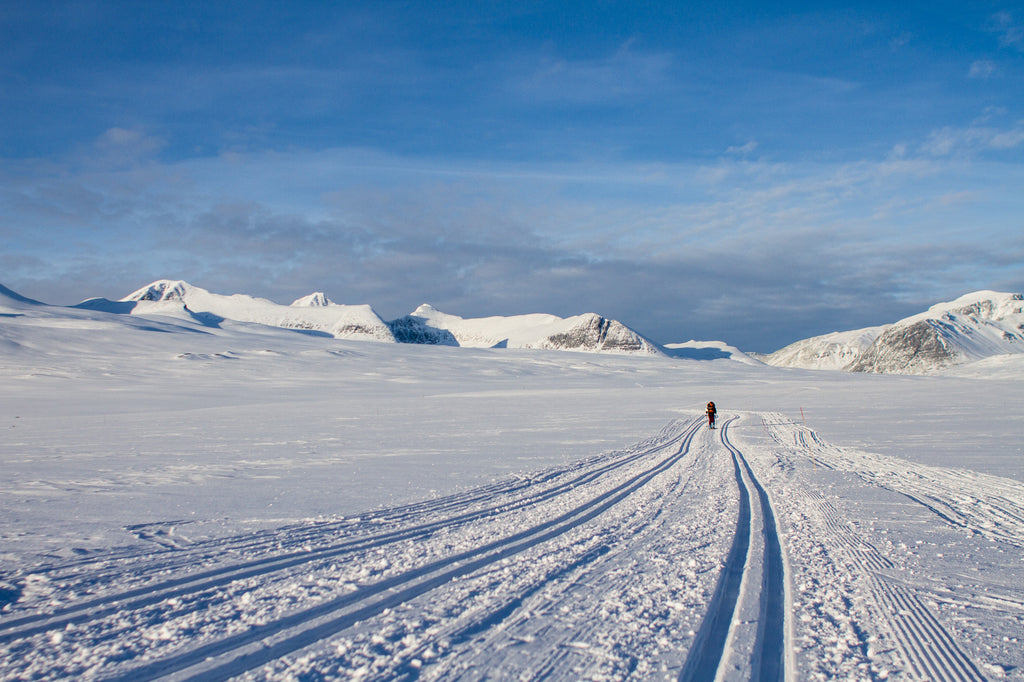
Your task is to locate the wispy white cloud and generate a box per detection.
[506,43,675,106]
[921,120,1024,156]
[725,141,759,156]
[968,60,996,79]
[88,128,166,168]
[991,11,1024,50]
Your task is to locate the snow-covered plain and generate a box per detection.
[2,288,1023,680]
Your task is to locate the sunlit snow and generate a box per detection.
[2,283,1022,680]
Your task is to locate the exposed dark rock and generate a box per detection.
[541,314,655,353]
[387,316,459,346]
[850,320,956,373]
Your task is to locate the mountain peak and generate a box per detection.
[291,292,334,307]
[387,305,659,354]
[116,280,395,342]
[412,303,440,316]
[123,280,202,303]
[921,290,1024,322]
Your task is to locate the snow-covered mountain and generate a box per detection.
[78,280,397,342]
[756,327,884,371]
[388,304,661,355]
[71,280,658,355]
[3,280,245,360]
[763,291,1024,374]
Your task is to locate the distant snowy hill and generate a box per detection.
[2,281,234,360]
[0,283,45,307]
[79,280,397,342]
[388,304,661,355]
[764,291,1024,374]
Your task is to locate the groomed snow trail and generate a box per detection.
[753,415,1024,681]
[679,417,786,682]
[2,413,1021,680]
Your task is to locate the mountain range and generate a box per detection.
[74,280,661,355]
[3,280,1023,374]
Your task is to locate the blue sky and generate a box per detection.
[2,1,1023,351]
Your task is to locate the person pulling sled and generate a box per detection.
[706,401,717,429]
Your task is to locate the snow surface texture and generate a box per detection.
[2,283,1024,680]
[763,291,1024,374]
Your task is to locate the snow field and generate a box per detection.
[2,420,739,679]
[3,403,1023,679]
[3,296,1024,680]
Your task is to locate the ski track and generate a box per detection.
[0,423,689,642]
[757,414,1023,681]
[1,418,732,680]
[3,412,1019,680]
[679,417,786,682]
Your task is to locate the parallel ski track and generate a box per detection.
[28,452,617,580]
[679,417,786,682]
[105,419,703,682]
[409,439,714,680]
[0,421,697,646]
[2,420,702,681]
[870,577,985,682]
[763,416,987,682]
[766,415,1024,550]
[32,429,674,580]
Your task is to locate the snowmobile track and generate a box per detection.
[680,417,786,682]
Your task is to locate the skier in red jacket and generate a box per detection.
[706,401,717,429]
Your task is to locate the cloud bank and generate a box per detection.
[4,125,1023,352]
